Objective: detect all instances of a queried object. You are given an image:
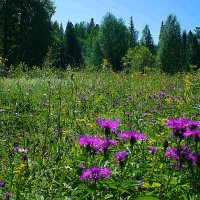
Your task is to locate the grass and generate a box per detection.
[0,68,200,199]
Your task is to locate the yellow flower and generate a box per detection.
[15,163,26,176]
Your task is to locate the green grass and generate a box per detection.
[0,69,200,199]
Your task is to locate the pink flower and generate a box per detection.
[115,150,129,163]
[81,167,111,182]
[96,118,120,130]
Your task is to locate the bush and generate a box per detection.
[122,46,155,73]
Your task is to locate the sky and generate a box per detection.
[52,0,200,44]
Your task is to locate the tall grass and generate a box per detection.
[0,69,199,199]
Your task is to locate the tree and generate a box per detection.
[63,21,82,69]
[99,13,129,71]
[28,0,55,67]
[187,31,200,69]
[85,31,102,68]
[129,16,138,47]
[157,15,182,73]
[181,30,189,71]
[0,0,55,68]
[122,46,155,73]
[140,25,154,53]
[158,21,164,44]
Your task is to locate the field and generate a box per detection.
[0,69,200,200]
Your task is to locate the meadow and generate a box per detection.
[0,68,200,200]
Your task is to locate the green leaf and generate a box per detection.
[137,196,159,200]
[152,182,161,188]
[105,194,114,199]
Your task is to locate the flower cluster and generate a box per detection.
[166,117,200,139]
[14,146,30,160]
[165,146,199,166]
[79,135,116,152]
[96,118,120,129]
[81,167,111,182]
[119,131,147,143]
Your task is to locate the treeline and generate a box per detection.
[0,0,200,73]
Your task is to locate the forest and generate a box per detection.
[0,0,200,73]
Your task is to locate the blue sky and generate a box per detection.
[52,0,200,44]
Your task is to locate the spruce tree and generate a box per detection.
[157,15,182,73]
[187,31,200,68]
[181,30,188,71]
[63,21,82,69]
[140,25,154,53]
[129,16,138,47]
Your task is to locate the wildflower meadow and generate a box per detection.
[0,69,200,199]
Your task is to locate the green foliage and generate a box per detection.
[63,21,82,69]
[99,13,129,71]
[140,25,155,53]
[157,15,182,74]
[0,0,55,68]
[129,16,138,48]
[0,69,200,199]
[187,31,200,68]
[122,46,155,73]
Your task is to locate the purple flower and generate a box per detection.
[0,181,5,187]
[3,192,13,200]
[15,146,21,152]
[115,150,129,163]
[96,118,120,130]
[79,135,116,152]
[149,146,158,155]
[183,129,200,140]
[166,117,200,138]
[82,96,87,101]
[97,137,116,151]
[187,153,200,166]
[165,146,191,161]
[14,146,30,153]
[142,113,148,117]
[119,131,147,143]
[22,153,28,160]
[81,167,111,182]
[128,95,133,99]
[151,109,157,113]
[79,135,103,150]
[79,164,86,169]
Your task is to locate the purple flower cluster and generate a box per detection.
[115,150,129,163]
[3,192,13,200]
[14,146,30,160]
[81,167,111,182]
[96,118,120,130]
[166,117,200,139]
[165,146,199,166]
[79,135,116,151]
[119,131,147,142]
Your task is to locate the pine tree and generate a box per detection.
[63,21,82,69]
[0,0,55,68]
[158,21,164,44]
[187,31,200,69]
[140,25,154,53]
[181,30,188,71]
[157,15,182,73]
[129,16,138,47]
